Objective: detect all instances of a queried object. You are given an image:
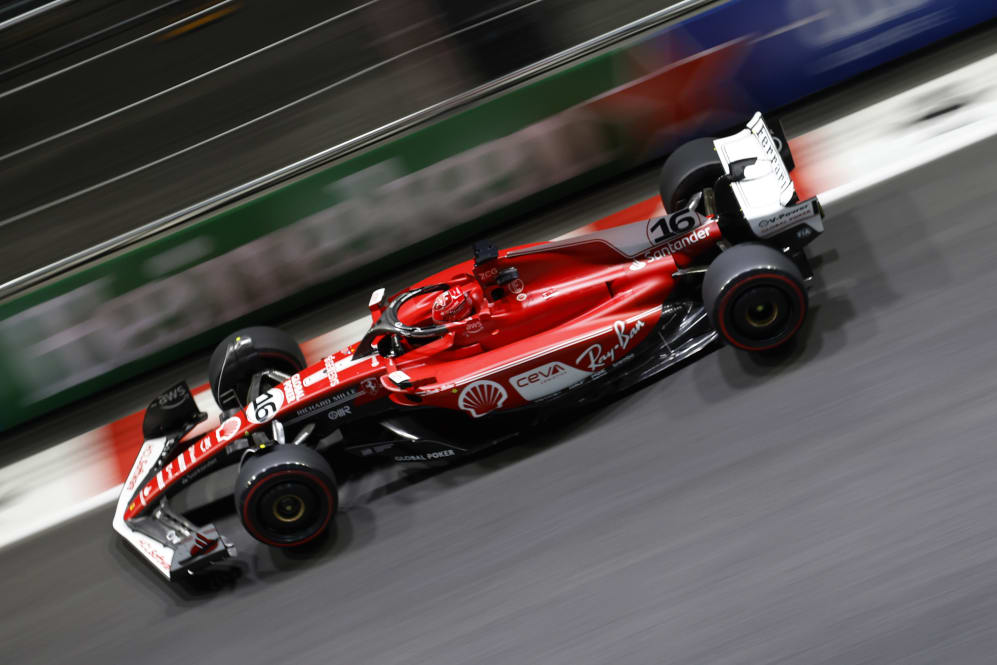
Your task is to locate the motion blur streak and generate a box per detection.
[158,2,240,41]
[0,0,229,98]
[0,0,549,231]
[0,0,380,162]
[0,0,72,31]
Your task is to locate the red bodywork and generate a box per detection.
[124,215,722,521]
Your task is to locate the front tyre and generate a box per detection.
[703,244,808,352]
[236,445,337,547]
[208,326,305,410]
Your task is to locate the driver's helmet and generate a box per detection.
[432,286,473,323]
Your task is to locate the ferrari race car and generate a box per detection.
[114,113,826,579]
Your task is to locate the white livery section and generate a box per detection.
[112,436,175,578]
[509,361,591,401]
[715,112,794,214]
[714,112,823,239]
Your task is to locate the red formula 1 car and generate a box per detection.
[114,113,827,579]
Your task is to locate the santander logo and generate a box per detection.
[659,225,710,255]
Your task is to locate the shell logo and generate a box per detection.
[457,380,507,418]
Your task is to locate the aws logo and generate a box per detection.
[156,383,189,409]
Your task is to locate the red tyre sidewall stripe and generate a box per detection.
[241,468,336,548]
[716,273,806,351]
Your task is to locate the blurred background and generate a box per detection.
[3,2,997,663]
[0,0,671,282]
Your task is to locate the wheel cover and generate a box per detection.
[268,488,310,524]
[241,469,335,547]
[716,273,806,351]
[731,286,791,339]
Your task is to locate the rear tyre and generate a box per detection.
[208,326,305,410]
[703,244,808,352]
[659,137,724,212]
[236,445,337,547]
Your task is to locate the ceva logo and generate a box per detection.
[509,361,591,401]
[514,363,566,387]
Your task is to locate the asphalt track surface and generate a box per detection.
[4,115,997,662]
[0,0,680,282]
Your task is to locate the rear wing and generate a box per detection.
[713,113,824,243]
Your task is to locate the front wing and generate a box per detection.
[113,436,235,580]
